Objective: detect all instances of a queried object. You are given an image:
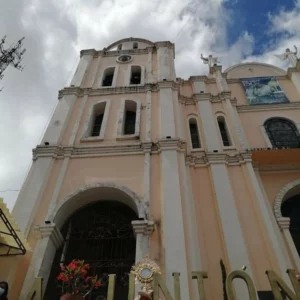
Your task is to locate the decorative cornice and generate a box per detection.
[277,217,290,230]
[32,140,187,159]
[156,138,186,152]
[189,76,208,81]
[80,49,97,57]
[157,81,177,90]
[186,151,252,167]
[132,220,155,236]
[34,223,63,248]
[58,84,160,98]
[193,92,234,103]
[154,41,174,49]
[179,95,196,105]
[237,101,300,112]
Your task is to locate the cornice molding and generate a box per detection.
[157,81,178,90]
[237,101,300,112]
[156,138,186,152]
[179,95,196,105]
[186,151,252,167]
[193,92,234,104]
[32,140,186,160]
[59,84,160,98]
[132,220,155,236]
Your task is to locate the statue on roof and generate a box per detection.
[201,53,220,68]
[274,46,298,67]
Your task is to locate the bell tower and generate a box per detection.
[9,37,192,299]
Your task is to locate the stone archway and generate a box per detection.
[21,183,153,299]
[274,179,300,220]
[48,182,148,229]
[274,179,300,270]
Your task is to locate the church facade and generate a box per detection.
[1,37,300,299]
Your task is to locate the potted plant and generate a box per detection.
[57,259,101,300]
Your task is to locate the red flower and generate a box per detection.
[75,289,79,294]
[95,281,101,288]
[85,276,92,283]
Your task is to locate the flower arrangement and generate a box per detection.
[57,259,101,299]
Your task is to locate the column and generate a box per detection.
[277,218,300,271]
[209,157,254,298]
[146,48,153,83]
[20,223,63,299]
[132,220,155,262]
[159,141,190,299]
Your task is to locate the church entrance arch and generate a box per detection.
[44,200,137,300]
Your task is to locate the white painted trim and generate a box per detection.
[215,112,235,149]
[81,99,111,139]
[187,115,203,151]
[143,152,150,215]
[127,65,145,86]
[117,98,141,139]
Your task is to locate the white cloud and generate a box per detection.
[0,0,299,211]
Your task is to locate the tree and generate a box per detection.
[0,35,26,91]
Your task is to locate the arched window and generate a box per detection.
[264,118,300,149]
[130,66,141,85]
[123,100,137,135]
[102,67,115,87]
[217,116,232,146]
[44,201,137,300]
[133,42,138,49]
[90,101,107,137]
[189,118,201,149]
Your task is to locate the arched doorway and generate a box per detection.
[281,194,300,257]
[44,200,137,300]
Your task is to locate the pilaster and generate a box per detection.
[277,217,300,271]
[20,223,63,299]
[208,156,254,298]
[158,140,190,299]
[132,220,155,262]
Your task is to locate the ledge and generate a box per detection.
[58,84,161,98]
[237,101,300,112]
[186,151,252,167]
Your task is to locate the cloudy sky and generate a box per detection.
[0,0,299,210]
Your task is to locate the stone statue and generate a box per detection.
[201,53,220,68]
[274,46,298,67]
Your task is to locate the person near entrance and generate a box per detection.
[0,281,8,300]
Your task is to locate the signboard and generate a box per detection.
[241,77,289,105]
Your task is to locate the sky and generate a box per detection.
[0,0,299,211]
